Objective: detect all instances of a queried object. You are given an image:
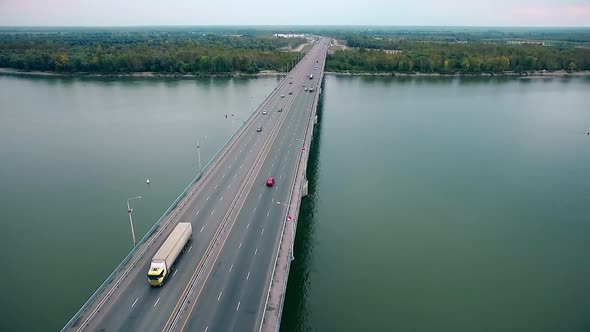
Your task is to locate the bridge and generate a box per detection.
[62,37,330,332]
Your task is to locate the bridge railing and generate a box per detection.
[61,72,294,332]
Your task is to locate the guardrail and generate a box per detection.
[61,71,294,332]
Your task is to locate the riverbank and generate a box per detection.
[0,68,285,78]
[3,67,590,79]
[325,70,590,78]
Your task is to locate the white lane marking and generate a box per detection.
[240,164,243,169]
[229,164,232,168]
[206,196,210,201]
[276,186,278,191]
[261,228,264,235]
[131,298,138,308]
[200,226,204,233]
[247,223,250,229]
[236,301,241,311]
[255,248,258,255]
[196,210,200,216]
[188,246,192,252]
[219,196,223,201]
[215,184,218,189]
[206,327,209,332]
[229,264,233,272]
[259,193,262,199]
[282,165,285,169]
[227,184,231,189]
[218,291,223,301]
[272,198,274,203]
[279,175,282,180]
[234,173,237,178]
[246,272,250,280]
[211,209,215,215]
[240,149,243,153]
[250,149,252,153]
[267,211,270,217]
[154,298,160,307]
[271,163,274,168]
[253,207,257,213]
[239,241,242,248]
[173,269,178,277]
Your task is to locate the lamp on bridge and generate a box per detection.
[127,196,142,247]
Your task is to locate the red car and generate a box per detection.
[266,177,275,186]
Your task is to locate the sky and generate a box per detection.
[0,0,589,27]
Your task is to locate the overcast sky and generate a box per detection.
[0,0,589,27]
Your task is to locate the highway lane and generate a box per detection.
[177,38,330,332]
[79,59,301,332]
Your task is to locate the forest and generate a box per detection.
[0,30,305,74]
[326,36,590,73]
[1,27,589,75]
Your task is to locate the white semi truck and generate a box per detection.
[147,222,192,286]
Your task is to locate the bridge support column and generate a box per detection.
[302,179,308,197]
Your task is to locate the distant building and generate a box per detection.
[273,33,305,38]
[507,40,545,46]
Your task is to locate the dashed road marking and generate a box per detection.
[261,228,264,235]
[173,270,178,277]
[206,196,210,201]
[236,301,241,311]
[200,226,204,233]
[219,196,223,201]
[196,210,200,216]
[131,298,138,308]
[188,246,192,252]
[154,298,160,307]
[218,292,223,301]
[229,264,233,272]
[210,209,215,215]
[255,248,258,255]
[246,272,250,280]
[239,241,242,248]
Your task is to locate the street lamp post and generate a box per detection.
[277,201,295,261]
[127,196,142,247]
[196,139,202,172]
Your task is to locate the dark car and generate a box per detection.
[266,177,275,186]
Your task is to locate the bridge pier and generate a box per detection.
[302,179,308,197]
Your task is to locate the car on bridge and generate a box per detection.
[289,91,293,95]
[281,94,285,98]
[262,110,268,115]
[278,108,282,112]
[266,177,275,186]
[256,126,262,132]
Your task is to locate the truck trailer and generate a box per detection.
[147,222,192,286]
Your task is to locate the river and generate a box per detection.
[1,74,589,331]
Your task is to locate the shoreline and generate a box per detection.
[2,67,589,79]
[0,68,285,78]
[325,70,590,78]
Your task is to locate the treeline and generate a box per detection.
[0,32,305,74]
[327,37,590,73]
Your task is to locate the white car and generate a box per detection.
[262,110,268,115]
